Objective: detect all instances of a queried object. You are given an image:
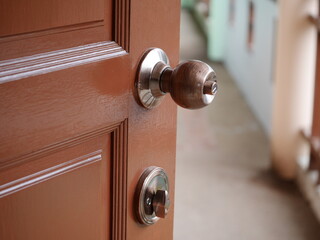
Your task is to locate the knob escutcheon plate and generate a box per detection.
[136,48,169,109]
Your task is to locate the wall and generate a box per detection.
[181,0,195,9]
[271,0,318,179]
[209,0,278,135]
[208,0,228,61]
[209,0,318,178]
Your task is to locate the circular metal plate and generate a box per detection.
[135,166,169,225]
[136,48,169,109]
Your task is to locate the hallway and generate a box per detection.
[174,10,320,240]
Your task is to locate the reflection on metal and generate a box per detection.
[136,48,218,109]
[136,48,169,109]
[135,166,170,225]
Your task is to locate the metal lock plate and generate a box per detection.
[135,166,170,225]
[136,48,169,109]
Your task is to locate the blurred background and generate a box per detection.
[174,0,320,239]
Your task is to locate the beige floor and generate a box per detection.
[173,10,320,240]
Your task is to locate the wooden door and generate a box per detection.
[0,0,180,239]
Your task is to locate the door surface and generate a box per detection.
[0,0,180,239]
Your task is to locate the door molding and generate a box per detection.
[112,119,128,240]
[115,0,131,52]
[0,150,103,198]
[0,41,127,84]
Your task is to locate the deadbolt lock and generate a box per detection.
[135,166,170,225]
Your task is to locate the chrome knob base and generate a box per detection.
[136,49,169,109]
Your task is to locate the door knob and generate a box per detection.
[136,48,218,109]
[135,166,170,225]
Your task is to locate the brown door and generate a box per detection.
[0,0,180,239]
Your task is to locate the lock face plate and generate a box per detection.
[135,166,170,225]
[136,48,169,109]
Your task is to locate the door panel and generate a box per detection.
[0,121,128,240]
[0,0,180,239]
[0,51,128,163]
[0,0,109,37]
[0,135,110,240]
[0,0,113,59]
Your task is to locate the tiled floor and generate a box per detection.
[173,10,320,240]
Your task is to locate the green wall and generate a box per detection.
[181,0,195,9]
[208,0,229,61]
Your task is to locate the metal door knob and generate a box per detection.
[136,48,218,109]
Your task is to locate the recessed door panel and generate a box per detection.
[0,0,113,59]
[0,134,111,240]
[0,0,109,37]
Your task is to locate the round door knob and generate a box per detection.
[136,48,218,109]
[160,60,217,109]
